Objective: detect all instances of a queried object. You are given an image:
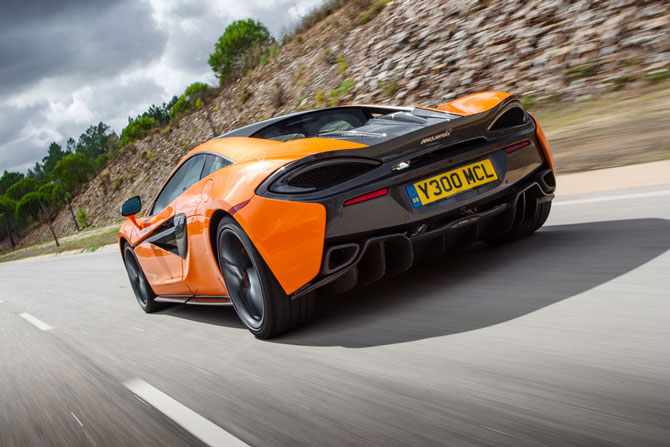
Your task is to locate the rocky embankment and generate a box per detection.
[29,0,669,244]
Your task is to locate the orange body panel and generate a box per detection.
[134,241,188,295]
[437,91,511,115]
[182,215,228,296]
[530,113,555,173]
[233,195,326,295]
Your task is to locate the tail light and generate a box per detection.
[344,188,389,206]
[503,141,530,153]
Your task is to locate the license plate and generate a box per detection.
[406,159,498,208]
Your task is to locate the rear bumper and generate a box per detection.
[290,167,555,298]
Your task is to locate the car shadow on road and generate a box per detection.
[159,303,245,329]
[273,218,670,348]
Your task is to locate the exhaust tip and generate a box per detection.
[321,243,360,275]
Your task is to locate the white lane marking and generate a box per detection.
[19,313,53,331]
[193,366,213,376]
[124,378,250,447]
[132,327,145,332]
[482,426,513,437]
[71,411,84,427]
[554,190,670,207]
[0,300,4,303]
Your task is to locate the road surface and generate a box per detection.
[1,184,669,446]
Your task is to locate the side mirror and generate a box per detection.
[120,196,141,217]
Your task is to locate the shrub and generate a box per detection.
[76,207,91,228]
[120,116,160,147]
[328,79,356,106]
[337,55,347,74]
[358,0,391,25]
[315,89,325,107]
[239,88,253,105]
[520,97,536,109]
[169,82,210,120]
[323,49,337,65]
[289,0,346,38]
[271,81,285,107]
[646,69,670,83]
[563,64,599,83]
[378,78,399,97]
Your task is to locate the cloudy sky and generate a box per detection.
[0,0,327,173]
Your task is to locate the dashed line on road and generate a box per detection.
[71,411,84,427]
[132,327,145,332]
[19,312,53,331]
[554,190,670,207]
[481,426,512,436]
[124,377,250,447]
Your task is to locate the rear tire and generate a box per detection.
[487,200,552,244]
[216,216,315,339]
[123,244,162,313]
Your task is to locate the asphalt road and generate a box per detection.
[1,185,669,446]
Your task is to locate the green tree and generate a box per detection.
[169,82,210,120]
[42,142,68,176]
[66,137,77,153]
[0,171,24,196]
[0,196,18,231]
[50,181,67,207]
[5,177,40,201]
[27,162,48,181]
[15,192,44,225]
[75,122,114,159]
[51,153,95,194]
[142,96,178,125]
[208,19,272,84]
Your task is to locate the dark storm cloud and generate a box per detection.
[0,0,328,173]
[0,0,167,98]
[0,103,50,172]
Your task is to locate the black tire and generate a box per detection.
[487,200,552,244]
[123,244,162,313]
[216,216,315,339]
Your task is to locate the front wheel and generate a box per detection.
[216,216,315,339]
[123,244,162,313]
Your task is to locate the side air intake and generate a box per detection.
[489,107,527,131]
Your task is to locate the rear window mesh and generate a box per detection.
[288,163,375,189]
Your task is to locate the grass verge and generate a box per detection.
[0,226,119,263]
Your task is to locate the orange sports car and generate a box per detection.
[118,91,555,338]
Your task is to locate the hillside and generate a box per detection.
[18,0,670,246]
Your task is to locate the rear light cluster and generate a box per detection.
[269,158,380,194]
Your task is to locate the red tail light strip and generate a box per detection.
[503,141,530,153]
[344,188,389,206]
